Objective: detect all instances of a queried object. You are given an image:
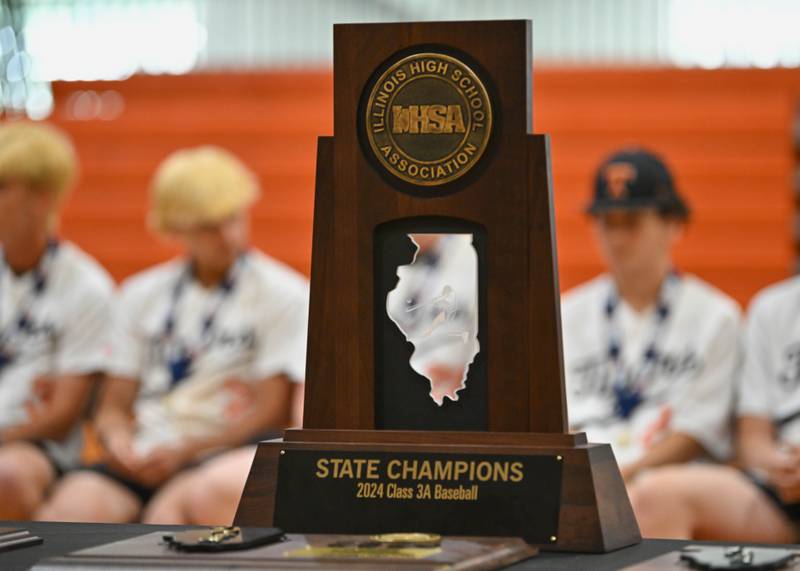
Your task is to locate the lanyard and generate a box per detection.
[161,254,245,387]
[0,240,59,371]
[605,272,680,419]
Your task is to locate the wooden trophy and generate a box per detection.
[236,20,641,553]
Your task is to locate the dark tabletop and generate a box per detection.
[0,520,761,570]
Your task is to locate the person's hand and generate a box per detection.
[0,377,58,443]
[774,477,800,503]
[23,376,56,422]
[765,446,800,502]
[641,406,672,449]
[763,446,800,477]
[135,444,193,487]
[102,430,141,478]
[224,378,256,421]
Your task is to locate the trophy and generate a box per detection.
[236,20,640,553]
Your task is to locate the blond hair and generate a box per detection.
[0,121,77,199]
[149,146,259,232]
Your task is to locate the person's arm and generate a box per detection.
[0,374,93,442]
[663,306,741,462]
[734,293,800,499]
[135,374,292,486]
[737,415,784,470]
[2,276,113,444]
[622,432,705,482]
[737,414,800,503]
[291,382,304,428]
[185,374,292,456]
[736,294,780,468]
[94,376,141,476]
[623,301,742,482]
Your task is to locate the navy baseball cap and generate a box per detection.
[587,148,689,219]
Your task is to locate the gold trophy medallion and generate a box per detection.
[364,52,492,187]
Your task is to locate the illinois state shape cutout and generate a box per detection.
[386,234,479,406]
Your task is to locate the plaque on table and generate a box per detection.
[622,545,800,570]
[0,527,43,552]
[236,19,640,553]
[31,530,536,570]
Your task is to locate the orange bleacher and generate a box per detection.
[51,68,800,306]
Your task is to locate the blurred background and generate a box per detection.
[2,0,799,305]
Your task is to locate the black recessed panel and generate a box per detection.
[374,217,487,431]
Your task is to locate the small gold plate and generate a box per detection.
[285,545,440,559]
[370,532,443,547]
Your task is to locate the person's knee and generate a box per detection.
[634,464,733,510]
[191,449,255,524]
[0,444,53,518]
[141,471,196,525]
[141,498,184,525]
[182,462,244,525]
[185,484,238,525]
[0,457,26,493]
[630,464,733,537]
[630,467,677,506]
[0,461,29,517]
[37,472,96,521]
[628,465,700,527]
[144,449,254,526]
[38,471,140,523]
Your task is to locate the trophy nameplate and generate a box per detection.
[236,20,641,553]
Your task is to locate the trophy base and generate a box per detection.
[235,429,641,553]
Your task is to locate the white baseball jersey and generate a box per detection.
[0,240,114,468]
[108,250,309,455]
[562,273,741,465]
[738,277,800,445]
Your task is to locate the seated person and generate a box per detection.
[0,122,113,519]
[137,381,306,526]
[561,148,741,484]
[38,146,309,523]
[630,276,800,543]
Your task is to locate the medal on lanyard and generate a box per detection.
[0,240,58,374]
[606,273,677,422]
[162,257,242,387]
[167,346,194,386]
